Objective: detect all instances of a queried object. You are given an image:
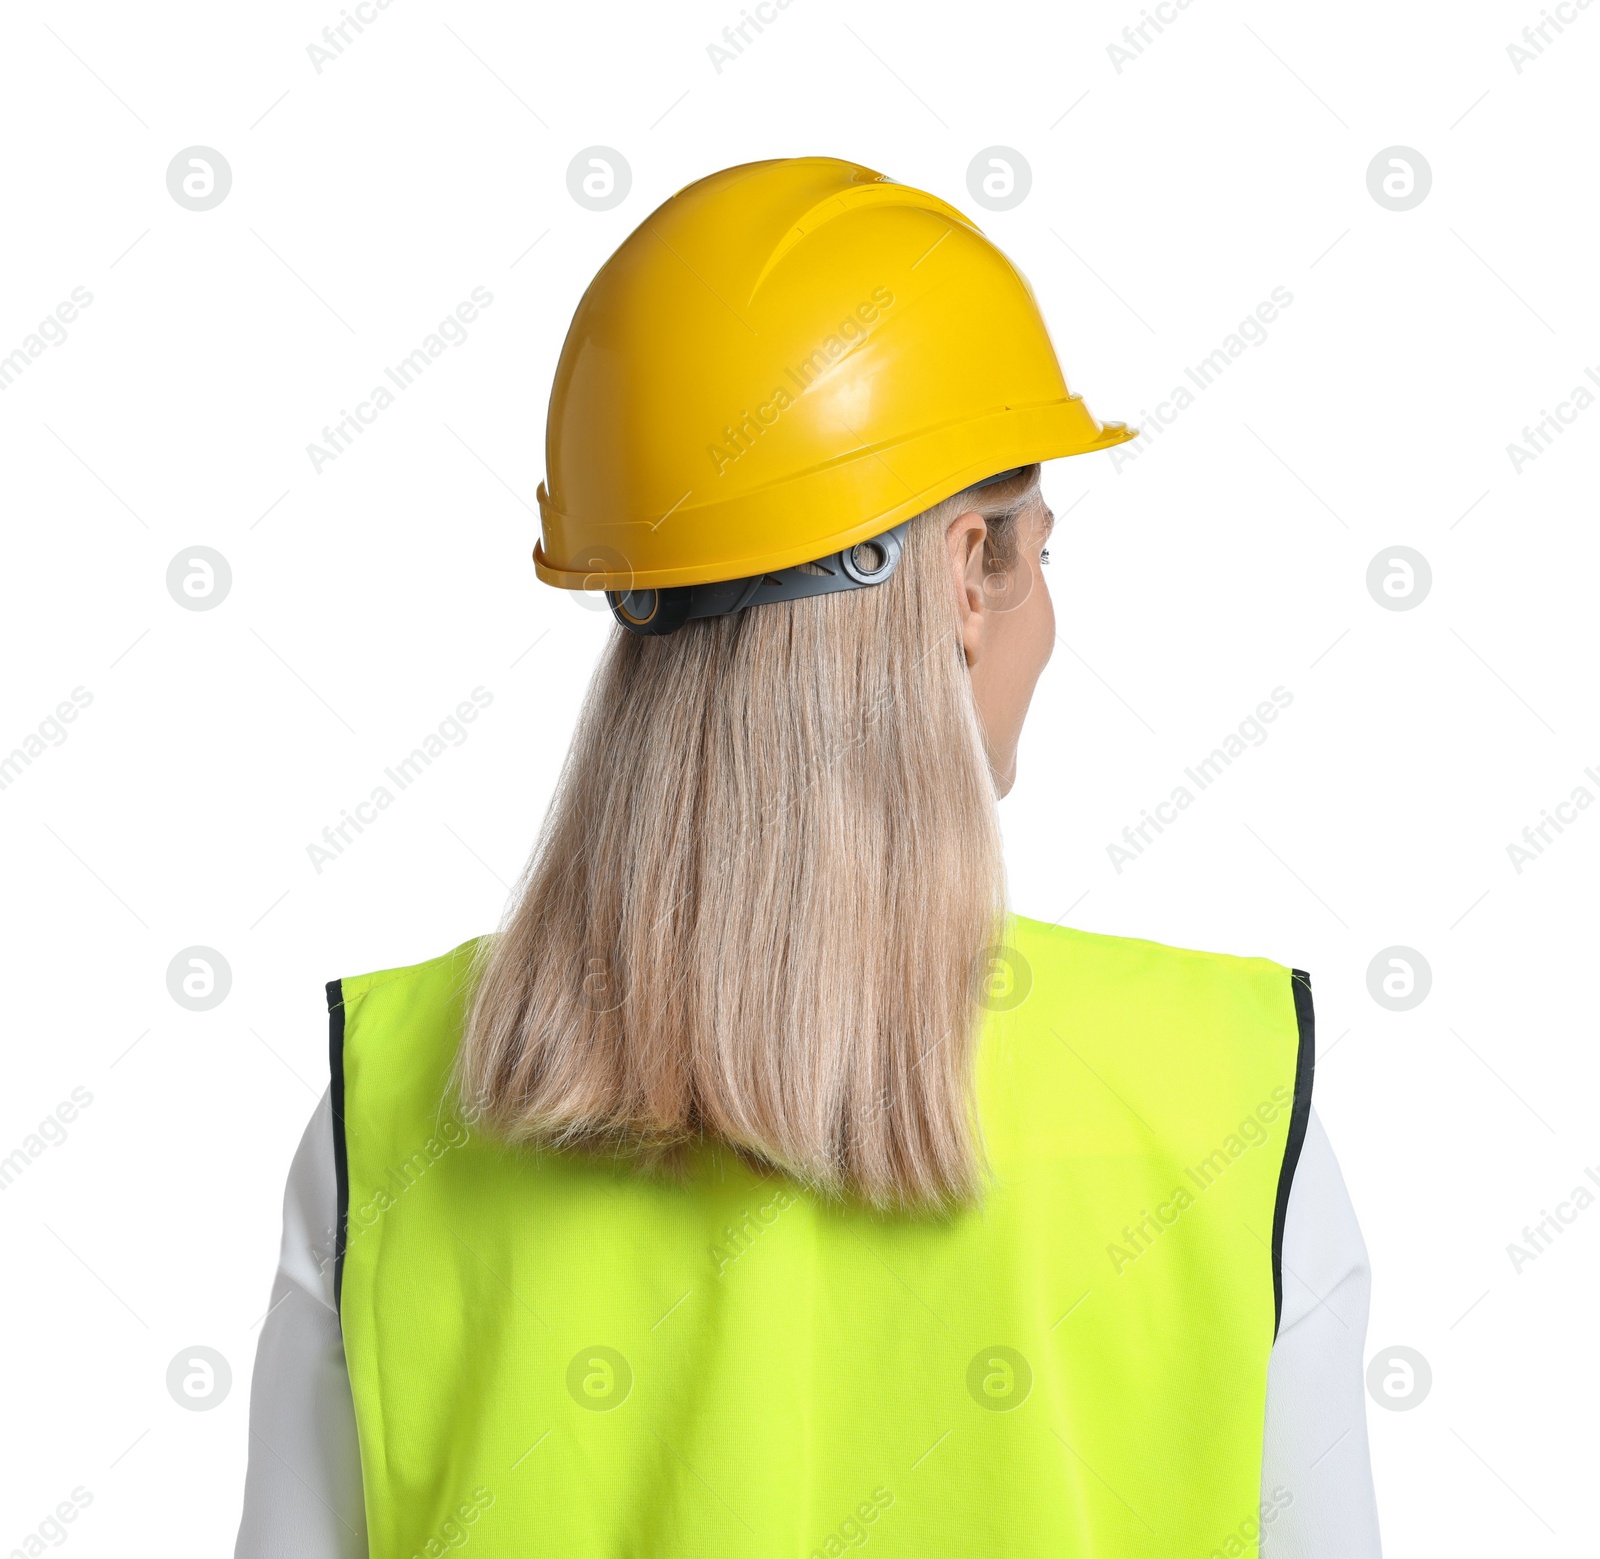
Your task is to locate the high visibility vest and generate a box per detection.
[329,916,1312,1559]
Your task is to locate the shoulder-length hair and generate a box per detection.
[454,467,1043,1209]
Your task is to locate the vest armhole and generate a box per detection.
[326,977,350,1314]
[1270,968,1316,1339]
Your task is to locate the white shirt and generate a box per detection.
[235,1093,1382,1557]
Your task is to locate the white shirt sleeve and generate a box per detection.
[1260,1107,1384,1556]
[234,1090,367,1559]
[234,1099,1381,1557]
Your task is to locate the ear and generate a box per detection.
[944,510,989,667]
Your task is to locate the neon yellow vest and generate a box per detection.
[329,916,1312,1558]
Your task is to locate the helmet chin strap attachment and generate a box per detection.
[607,521,910,637]
[606,467,1027,638]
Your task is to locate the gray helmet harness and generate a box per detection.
[607,467,1025,637]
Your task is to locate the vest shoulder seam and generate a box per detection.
[338,936,485,1007]
[1010,912,1293,975]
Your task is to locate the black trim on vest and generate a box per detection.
[326,977,350,1312]
[1272,969,1316,1338]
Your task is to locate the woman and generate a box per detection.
[237,157,1381,1557]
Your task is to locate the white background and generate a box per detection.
[1,0,1595,1552]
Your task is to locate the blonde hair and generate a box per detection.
[455,468,1043,1209]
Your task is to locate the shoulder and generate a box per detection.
[333,936,488,1010]
[1008,913,1302,1000]
[1004,915,1312,1096]
[331,938,490,1084]
[330,940,491,1152]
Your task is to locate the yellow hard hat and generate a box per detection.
[535,156,1135,623]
